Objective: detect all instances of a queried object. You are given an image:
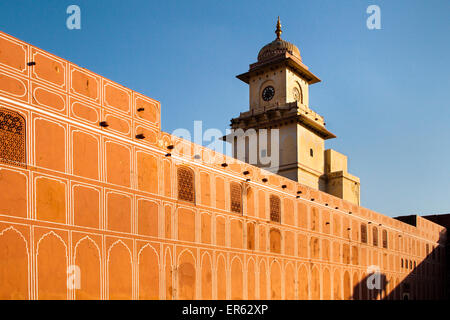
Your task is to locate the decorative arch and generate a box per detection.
[74,236,101,300]
[343,270,351,300]
[201,252,213,300]
[107,240,132,300]
[230,256,244,300]
[284,262,296,300]
[269,260,282,300]
[298,264,309,300]
[216,254,227,300]
[333,269,342,300]
[259,259,268,299]
[247,258,256,299]
[322,267,331,300]
[36,231,68,300]
[0,227,29,299]
[138,244,160,300]
[177,249,196,300]
[311,265,320,300]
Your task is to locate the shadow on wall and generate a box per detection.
[352,230,447,300]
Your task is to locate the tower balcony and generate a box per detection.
[229,101,334,139]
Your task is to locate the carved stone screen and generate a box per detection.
[373,226,379,247]
[0,108,26,168]
[270,195,281,223]
[177,167,195,203]
[361,224,367,244]
[230,182,242,213]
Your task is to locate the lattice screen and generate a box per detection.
[0,108,26,168]
[177,166,195,203]
[382,230,388,249]
[270,195,281,223]
[230,182,242,213]
[361,224,367,244]
[373,226,379,246]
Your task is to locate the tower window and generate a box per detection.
[0,108,26,168]
[230,182,242,214]
[310,148,313,157]
[177,166,195,203]
[269,195,281,223]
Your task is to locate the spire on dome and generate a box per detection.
[275,16,282,39]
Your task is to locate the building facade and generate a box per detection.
[0,27,447,300]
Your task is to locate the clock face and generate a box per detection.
[262,86,275,101]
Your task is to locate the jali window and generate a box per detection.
[372,226,378,247]
[230,182,242,214]
[177,166,195,203]
[269,195,281,223]
[0,108,26,167]
[361,224,368,244]
[382,230,388,249]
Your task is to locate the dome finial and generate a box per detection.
[275,16,282,39]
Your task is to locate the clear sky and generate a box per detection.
[1,0,449,217]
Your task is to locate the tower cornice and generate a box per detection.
[229,102,336,140]
[236,52,321,85]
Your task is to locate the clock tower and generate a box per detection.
[226,18,361,205]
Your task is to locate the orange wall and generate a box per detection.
[0,30,446,300]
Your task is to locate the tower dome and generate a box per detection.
[257,17,301,62]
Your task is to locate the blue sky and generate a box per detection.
[1,0,449,217]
